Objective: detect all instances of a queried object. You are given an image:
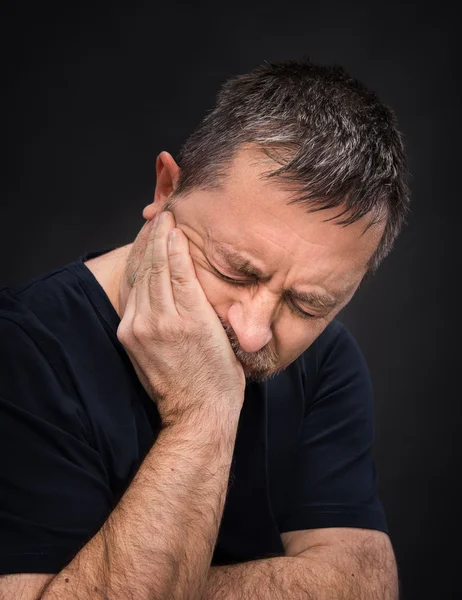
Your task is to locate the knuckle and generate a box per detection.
[170,274,191,289]
[170,278,196,306]
[132,315,174,344]
[169,253,188,277]
[149,260,165,277]
[168,248,183,266]
[131,317,149,341]
[116,321,131,344]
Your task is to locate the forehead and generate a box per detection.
[176,145,385,295]
[209,147,381,249]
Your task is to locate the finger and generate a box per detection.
[133,213,175,314]
[139,210,176,315]
[136,215,161,284]
[167,228,208,314]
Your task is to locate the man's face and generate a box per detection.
[130,145,384,383]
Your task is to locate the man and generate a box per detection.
[0,59,409,599]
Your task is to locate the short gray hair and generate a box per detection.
[168,58,410,273]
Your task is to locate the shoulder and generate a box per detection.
[0,288,91,437]
[0,292,59,402]
[303,318,369,380]
[0,287,51,367]
[317,318,361,356]
[0,288,39,356]
[300,319,374,421]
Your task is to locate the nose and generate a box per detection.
[226,289,278,353]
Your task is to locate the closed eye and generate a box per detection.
[214,270,255,287]
[212,268,316,320]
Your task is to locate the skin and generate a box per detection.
[85,143,385,383]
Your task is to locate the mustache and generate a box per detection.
[218,315,279,367]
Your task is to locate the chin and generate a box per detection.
[243,362,288,384]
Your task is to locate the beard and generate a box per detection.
[217,315,283,384]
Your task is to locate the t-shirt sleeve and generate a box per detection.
[0,316,114,575]
[278,320,389,534]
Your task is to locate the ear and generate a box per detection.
[142,151,181,220]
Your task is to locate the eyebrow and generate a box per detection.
[206,234,340,310]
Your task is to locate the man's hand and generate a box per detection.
[1,210,247,600]
[117,210,246,427]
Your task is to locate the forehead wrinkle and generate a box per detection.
[203,229,340,310]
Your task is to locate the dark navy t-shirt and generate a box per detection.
[0,248,388,575]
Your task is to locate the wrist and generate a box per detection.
[162,399,242,437]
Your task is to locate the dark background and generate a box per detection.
[1,1,460,598]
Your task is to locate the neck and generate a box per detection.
[84,243,134,318]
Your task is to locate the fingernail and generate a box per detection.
[153,214,160,228]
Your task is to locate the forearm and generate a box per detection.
[42,409,240,600]
[202,549,399,600]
